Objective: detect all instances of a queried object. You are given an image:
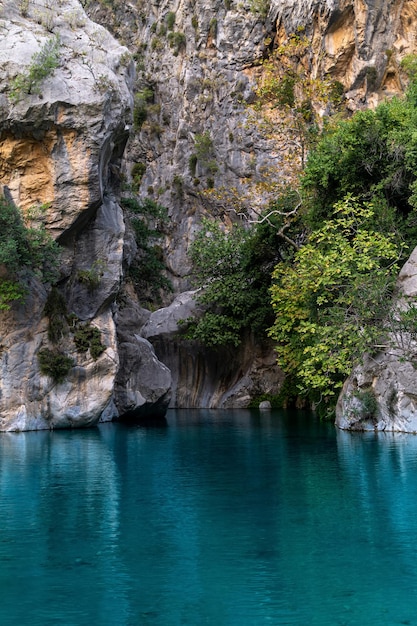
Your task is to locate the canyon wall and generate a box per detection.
[2,0,417,428]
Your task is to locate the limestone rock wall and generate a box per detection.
[87,0,417,288]
[3,0,417,427]
[83,0,417,412]
[0,0,171,431]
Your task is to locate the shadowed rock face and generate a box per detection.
[0,0,171,431]
[140,292,284,408]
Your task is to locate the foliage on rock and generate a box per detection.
[121,195,172,305]
[0,197,60,310]
[9,36,60,102]
[37,348,74,384]
[181,218,279,347]
[73,323,106,360]
[269,195,402,401]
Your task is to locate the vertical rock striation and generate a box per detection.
[0,0,171,430]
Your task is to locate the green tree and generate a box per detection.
[182,218,277,347]
[269,195,402,404]
[302,93,417,239]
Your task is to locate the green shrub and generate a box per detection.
[77,260,105,292]
[194,131,214,161]
[249,0,270,19]
[168,31,186,54]
[133,87,154,130]
[73,324,106,360]
[38,348,74,384]
[189,154,198,176]
[181,218,275,347]
[44,287,67,343]
[166,11,176,30]
[131,162,146,188]
[353,389,378,420]
[0,197,60,310]
[209,18,217,38]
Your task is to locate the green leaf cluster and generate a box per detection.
[269,195,401,399]
[37,348,74,384]
[121,196,172,304]
[73,324,105,360]
[302,94,417,240]
[0,197,60,310]
[182,218,277,347]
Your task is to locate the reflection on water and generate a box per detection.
[1,410,417,624]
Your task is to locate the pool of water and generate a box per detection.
[1,408,417,625]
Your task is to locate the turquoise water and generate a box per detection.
[1,409,417,625]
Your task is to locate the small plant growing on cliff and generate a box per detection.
[44,287,68,343]
[193,131,218,176]
[357,389,378,419]
[168,31,186,55]
[165,11,176,30]
[249,0,270,19]
[189,154,198,176]
[9,35,60,102]
[73,323,106,360]
[121,195,172,305]
[131,162,146,189]
[133,87,154,130]
[37,348,74,384]
[19,0,29,16]
[209,18,217,38]
[77,260,105,292]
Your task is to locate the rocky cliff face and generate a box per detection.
[85,0,417,411]
[2,0,417,429]
[0,0,171,430]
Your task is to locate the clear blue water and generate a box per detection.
[1,409,417,625]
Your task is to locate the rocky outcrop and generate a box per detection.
[141,291,284,407]
[336,247,417,433]
[0,0,171,431]
[114,289,172,418]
